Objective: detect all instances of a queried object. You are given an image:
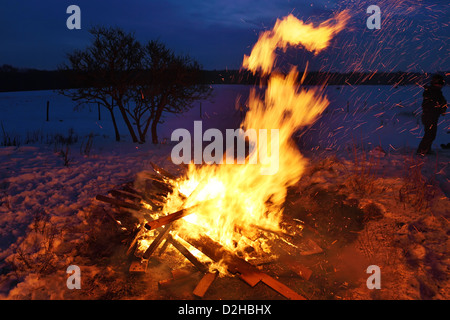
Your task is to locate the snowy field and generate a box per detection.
[1,84,449,150]
[0,84,449,299]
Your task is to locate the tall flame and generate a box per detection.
[243,11,350,75]
[161,11,349,262]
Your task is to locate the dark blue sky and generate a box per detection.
[1,0,448,72]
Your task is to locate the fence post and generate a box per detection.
[98,102,101,121]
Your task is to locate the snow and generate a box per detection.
[0,84,449,299]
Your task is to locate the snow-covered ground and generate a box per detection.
[0,84,449,299]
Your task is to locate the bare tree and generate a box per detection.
[134,40,211,144]
[60,28,210,144]
[59,27,143,142]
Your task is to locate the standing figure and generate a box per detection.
[417,74,447,155]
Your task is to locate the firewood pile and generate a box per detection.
[95,162,323,300]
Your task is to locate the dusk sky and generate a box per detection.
[1,0,449,72]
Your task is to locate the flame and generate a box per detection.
[156,11,349,262]
[243,11,350,75]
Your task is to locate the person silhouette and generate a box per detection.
[416,74,447,155]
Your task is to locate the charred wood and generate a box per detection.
[96,194,142,211]
[144,205,198,230]
[142,224,172,259]
[166,234,208,273]
[150,162,177,180]
[178,231,306,300]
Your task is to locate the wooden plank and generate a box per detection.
[146,179,173,194]
[143,197,164,211]
[238,271,263,287]
[95,194,142,211]
[129,259,148,273]
[143,173,167,184]
[122,185,143,197]
[144,205,198,230]
[142,225,172,259]
[109,189,142,201]
[150,162,177,180]
[121,185,164,209]
[193,272,217,298]
[181,233,258,278]
[158,238,170,256]
[126,226,144,256]
[179,231,307,300]
[167,234,208,273]
[145,182,168,197]
[299,238,323,256]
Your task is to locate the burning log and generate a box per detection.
[140,184,204,261]
[144,173,168,184]
[150,162,177,180]
[146,194,166,206]
[145,182,170,197]
[144,204,199,231]
[121,185,164,210]
[126,225,145,256]
[97,206,124,231]
[141,227,208,273]
[95,194,145,212]
[166,234,208,273]
[179,231,306,300]
[109,189,142,202]
[142,225,172,259]
[122,185,143,197]
[158,238,170,256]
[146,178,174,194]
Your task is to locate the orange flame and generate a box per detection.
[155,11,349,267]
[243,11,350,75]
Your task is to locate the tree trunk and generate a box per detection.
[151,108,163,145]
[116,100,139,143]
[151,118,159,144]
[136,120,145,143]
[142,112,153,143]
[109,108,120,141]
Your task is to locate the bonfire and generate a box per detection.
[97,10,350,299]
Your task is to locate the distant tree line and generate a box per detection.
[2,65,447,93]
